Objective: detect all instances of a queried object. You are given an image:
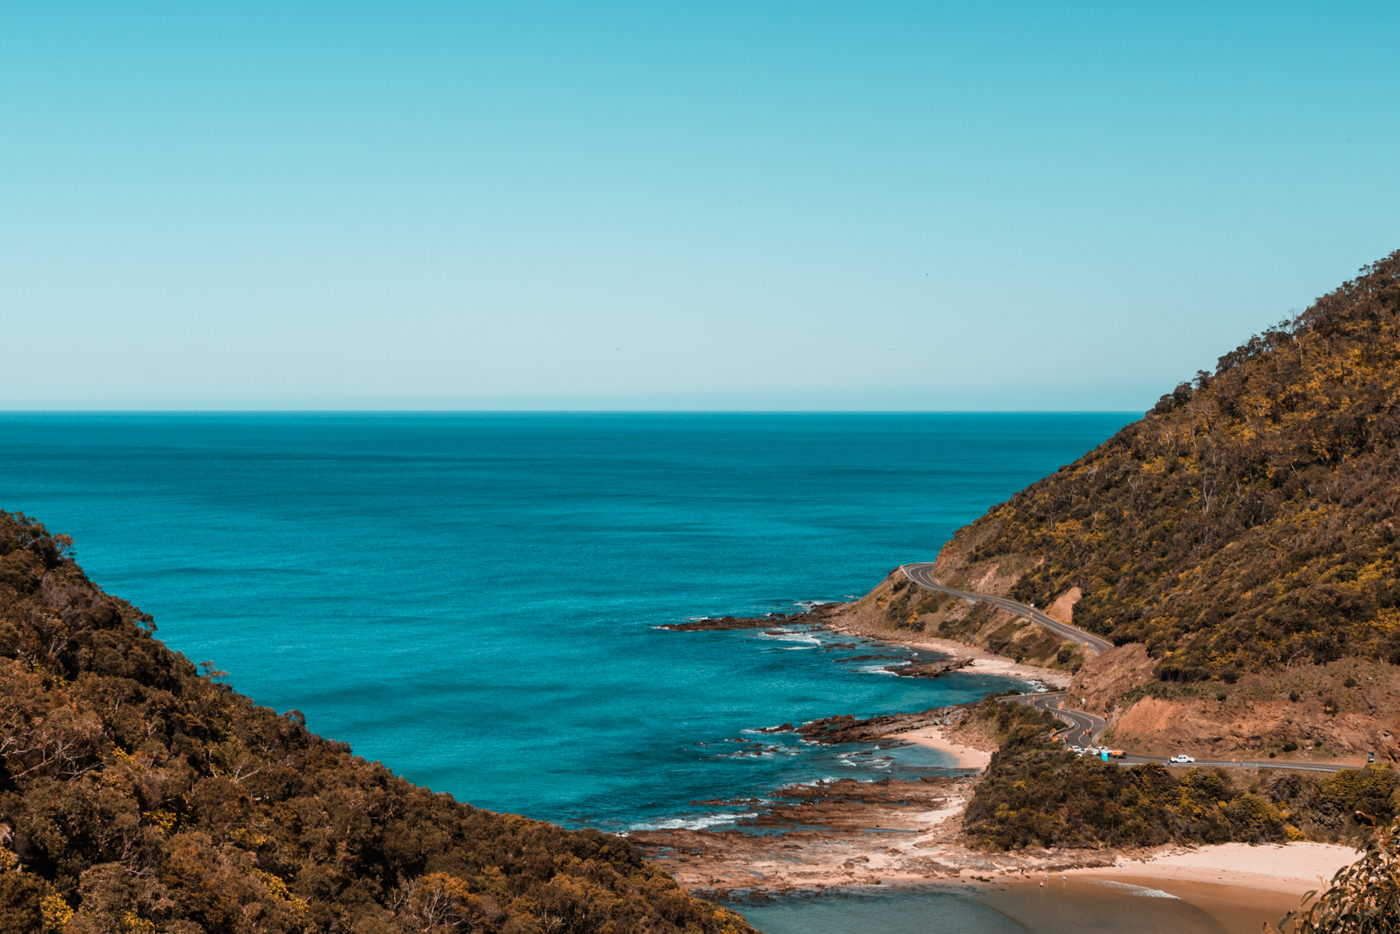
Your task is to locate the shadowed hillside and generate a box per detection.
[0,512,754,933]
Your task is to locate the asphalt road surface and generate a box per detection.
[1004,690,1106,744]
[999,693,1349,771]
[902,564,1358,774]
[900,562,1114,654]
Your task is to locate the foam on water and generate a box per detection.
[1087,880,1183,899]
[629,812,756,832]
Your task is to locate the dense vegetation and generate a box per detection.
[943,250,1400,681]
[0,512,754,933]
[1270,814,1400,933]
[961,699,1399,851]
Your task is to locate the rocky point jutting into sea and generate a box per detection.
[643,253,1400,929]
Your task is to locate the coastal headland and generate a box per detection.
[655,255,1400,928]
[648,594,1364,928]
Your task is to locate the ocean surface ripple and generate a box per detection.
[0,412,1131,830]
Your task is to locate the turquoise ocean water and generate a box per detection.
[5,411,1201,929]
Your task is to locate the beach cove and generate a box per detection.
[647,594,1362,931]
[4,412,1363,931]
[726,841,1358,933]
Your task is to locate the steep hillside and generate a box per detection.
[824,251,1400,759]
[933,251,1400,682]
[0,512,753,933]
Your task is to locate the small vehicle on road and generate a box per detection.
[1169,754,1195,764]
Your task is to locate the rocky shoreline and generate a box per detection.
[658,601,845,632]
[650,602,1360,913]
[629,772,1116,897]
[796,705,967,745]
[627,703,1112,897]
[647,604,1074,896]
[663,600,1065,687]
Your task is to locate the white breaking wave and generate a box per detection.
[1089,880,1182,900]
[628,812,752,832]
[759,629,824,646]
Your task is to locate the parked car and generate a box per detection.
[1169,754,1195,764]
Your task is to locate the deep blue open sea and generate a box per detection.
[7,411,1205,930]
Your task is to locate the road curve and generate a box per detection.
[1003,691,1107,745]
[903,564,1358,773]
[999,694,1351,771]
[900,562,1114,654]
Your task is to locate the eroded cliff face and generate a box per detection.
[1068,643,1158,716]
[928,528,1033,597]
[1090,658,1400,762]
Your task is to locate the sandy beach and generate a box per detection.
[828,624,1073,689]
[1070,841,1357,894]
[637,698,1362,921]
[900,722,993,769]
[1012,842,1357,931]
[643,614,1365,928]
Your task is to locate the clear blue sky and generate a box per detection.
[3,2,1397,411]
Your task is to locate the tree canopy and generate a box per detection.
[0,511,754,933]
[942,251,1400,681]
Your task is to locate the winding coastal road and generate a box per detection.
[1004,691,1106,745]
[898,564,1357,775]
[900,563,1113,654]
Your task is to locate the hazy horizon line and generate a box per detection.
[0,407,1144,416]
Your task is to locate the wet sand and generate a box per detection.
[731,875,1313,934]
[1066,876,1301,932]
[899,721,992,769]
[977,875,1305,933]
[1064,841,1358,930]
